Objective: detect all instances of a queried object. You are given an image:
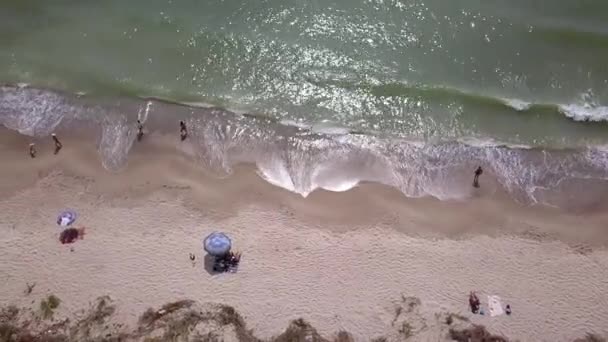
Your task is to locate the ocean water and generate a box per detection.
[1,0,608,206]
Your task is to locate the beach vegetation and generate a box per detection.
[0,323,19,342]
[272,318,326,342]
[40,294,61,320]
[334,331,354,342]
[448,325,508,342]
[370,338,388,342]
[445,312,469,325]
[139,300,194,326]
[574,333,607,342]
[47,295,61,309]
[12,297,608,342]
[393,306,403,324]
[398,321,413,339]
[0,305,19,322]
[24,283,36,295]
[217,304,260,342]
[162,311,203,341]
[140,308,156,326]
[191,331,222,342]
[69,295,116,340]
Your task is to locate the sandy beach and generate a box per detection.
[1,127,607,341]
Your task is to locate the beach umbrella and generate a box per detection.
[203,232,231,256]
[57,210,77,227]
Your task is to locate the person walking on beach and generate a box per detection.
[473,166,483,188]
[51,133,62,154]
[29,143,36,158]
[180,120,188,141]
[136,120,144,141]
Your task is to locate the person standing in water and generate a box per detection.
[51,134,62,154]
[473,166,483,188]
[29,143,36,158]
[136,120,144,141]
[180,120,188,141]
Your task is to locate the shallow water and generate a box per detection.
[1,0,608,146]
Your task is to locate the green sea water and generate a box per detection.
[2,0,608,146]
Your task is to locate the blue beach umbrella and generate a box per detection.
[57,210,77,227]
[203,232,232,256]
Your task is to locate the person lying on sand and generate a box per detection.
[473,166,483,188]
[29,143,36,158]
[137,120,144,141]
[51,134,62,155]
[180,120,188,141]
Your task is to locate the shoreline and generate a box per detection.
[1,126,608,341]
[1,127,607,246]
[3,85,608,211]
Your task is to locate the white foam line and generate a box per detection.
[501,98,532,111]
[559,104,608,122]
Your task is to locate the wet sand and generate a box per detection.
[0,128,607,341]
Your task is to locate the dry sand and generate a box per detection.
[0,128,607,341]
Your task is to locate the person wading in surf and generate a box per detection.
[51,133,62,155]
[136,120,144,141]
[473,166,483,188]
[180,120,188,141]
[29,143,36,158]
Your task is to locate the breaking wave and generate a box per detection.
[2,85,608,209]
[308,79,608,123]
[559,103,608,122]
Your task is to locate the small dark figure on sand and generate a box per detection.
[473,166,483,188]
[29,143,36,158]
[505,304,511,315]
[136,120,144,141]
[469,291,481,314]
[51,134,62,155]
[180,121,188,141]
[25,282,36,295]
[189,253,195,261]
[212,251,242,273]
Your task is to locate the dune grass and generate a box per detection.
[1,296,605,342]
[39,294,61,320]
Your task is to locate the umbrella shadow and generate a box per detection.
[203,254,219,275]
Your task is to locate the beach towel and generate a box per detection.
[487,295,504,317]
